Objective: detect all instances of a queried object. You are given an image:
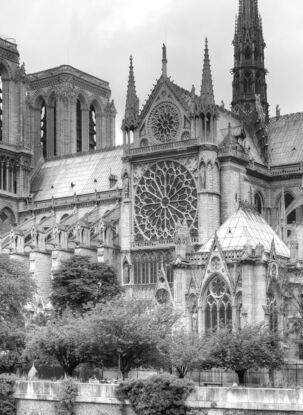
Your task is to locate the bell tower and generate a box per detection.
[231,0,268,122]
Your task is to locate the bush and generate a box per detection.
[116,374,195,415]
[55,378,78,415]
[0,374,17,415]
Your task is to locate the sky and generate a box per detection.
[1,0,303,145]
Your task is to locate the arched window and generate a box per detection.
[40,99,47,158]
[188,294,198,334]
[255,72,261,94]
[89,105,96,150]
[0,71,2,141]
[206,112,211,135]
[244,46,251,62]
[0,207,16,235]
[123,261,130,284]
[244,71,252,94]
[150,253,157,283]
[267,295,278,332]
[76,100,82,153]
[133,255,140,284]
[254,192,263,214]
[280,192,296,226]
[205,275,232,331]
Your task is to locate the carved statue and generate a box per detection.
[123,173,129,198]
[255,94,265,124]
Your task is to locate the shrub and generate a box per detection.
[116,374,195,415]
[0,374,17,415]
[56,378,78,415]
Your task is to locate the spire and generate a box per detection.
[162,43,167,77]
[200,38,215,107]
[232,0,268,123]
[123,55,139,131]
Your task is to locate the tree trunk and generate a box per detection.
[176,366,187,378]
[236,369,246,385]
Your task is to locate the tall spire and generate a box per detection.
[232,0,268,122]
[123,55,139,131]
[200,38,215,107]
[162,44,167,77]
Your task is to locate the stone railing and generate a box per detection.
[125,138,198,156]
[20,189,122,213]
[14,381,303,413]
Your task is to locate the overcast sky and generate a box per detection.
[2,0,303,144]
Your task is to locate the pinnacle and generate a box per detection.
[200,37,215,107]
[124,55,139,128]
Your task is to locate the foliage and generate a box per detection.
[0,374,17,415]
[87,297,179,379]
[55,378,78,415]
[0,254,35,322]
[160,329,209,378]
[50,256,123,313]
[206,324,284,384]
[116,374,195,415]
[24,311,97,376]
[0,321,26,374]
[0,255,35,373]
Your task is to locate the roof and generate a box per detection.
[31,147,123,202]
[268,112,303,166]
[200,207,290,258]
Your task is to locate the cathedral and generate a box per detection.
[1,0,303,360]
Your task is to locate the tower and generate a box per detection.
[231,0,268,122]
[197,39,220,244]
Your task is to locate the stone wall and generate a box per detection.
[15,381,303,415]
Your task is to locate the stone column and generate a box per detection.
[46,105,55,157]
[95,113,102,150]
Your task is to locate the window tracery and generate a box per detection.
[205,275,232,331]
[134,160,197,241]
[132,250,173,285]
[148,102,181,143]
[89,105,96,150]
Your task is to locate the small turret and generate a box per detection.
[122,55,139,148]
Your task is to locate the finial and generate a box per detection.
[162,43,167,78]
[200,37,215,106]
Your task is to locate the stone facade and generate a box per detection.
[1,0,303,361]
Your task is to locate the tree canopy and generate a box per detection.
[25,312,97,376]
[0,255,35,373]
[86,297,179,379]
[50,256,122,313]
[206,324,284,384]
[160,329,209,378]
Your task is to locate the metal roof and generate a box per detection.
[31,147,123,202]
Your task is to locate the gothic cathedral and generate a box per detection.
[0,0,303,360]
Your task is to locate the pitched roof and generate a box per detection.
[268,112,303,166]
[199,207,290,258]
[31,147,123,202]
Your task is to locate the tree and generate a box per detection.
[87,297,179,379]
[0,255,35,373]
[50,256,123,313]
[25,312,97,376]
[160,329,209,378]
[206,324,284,385]
[116,374,195,415]
[0,255,35,322]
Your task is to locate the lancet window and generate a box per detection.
[205,275,232,331]
[89,105,96,150]
[132,251,173,285]
[40,100,47,158]
[76,100,82,153]
[244,71,252,94]
[254,192,263,214]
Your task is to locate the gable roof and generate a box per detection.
[31,147,123,202]
[199,207,290,259]
[268,112,303,166]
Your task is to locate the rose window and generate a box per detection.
[134,160,197,241]
[149,102,180,142]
